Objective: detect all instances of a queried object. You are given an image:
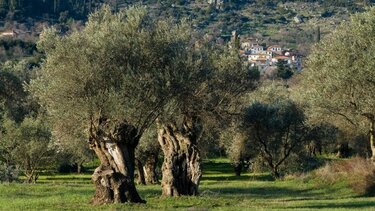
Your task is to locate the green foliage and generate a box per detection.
[0,59,41,123]
[302,7,375,129]
[248,66,260,81]
[55,137,94,173]
[243,99,307,178]
[30,6,197,141]
[136,124,160,163]
[0,161,18,183]
[219,126,253,175]
[0,116,53,183]
[305,123,339,155]
[276,60,293,80]
[0,0,106,19]
[159,44,257,127]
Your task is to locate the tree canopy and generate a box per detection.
[302,7,375,128]
[30,6,195,141]
[301,7,375,161]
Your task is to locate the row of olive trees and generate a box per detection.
[3,4,374,205]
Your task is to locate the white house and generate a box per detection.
[267,45,282,55]
[250,44,264,54]
[0,30,18,37]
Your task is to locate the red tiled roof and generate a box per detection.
[275,56,290,59]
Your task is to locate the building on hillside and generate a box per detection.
[236,33,303,71]
[272,55,303,71]
[248,52,272,67]
[267,45,283,55]
[241,41,252,50]
[250,44,264,54]
[0,30,18,38]
[240,37,258,51]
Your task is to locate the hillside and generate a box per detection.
[0,0,374,60]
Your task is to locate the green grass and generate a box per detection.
[1,159,374,210]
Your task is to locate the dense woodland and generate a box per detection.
[0,0,375,207]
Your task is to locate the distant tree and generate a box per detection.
[276,60,293,80]
[135,125,160,185]
[0,69,27,123]
[1,117,52,183]
[243,100,307,178]
[220,126,253,176]
[301,8,375,162]
[0,59,42,183]
[221,81,289,177]
[248,66,260,81]
[55,135,94,174]
[305,123,339,157]
[0,161,18,183]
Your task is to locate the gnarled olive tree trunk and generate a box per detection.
[89,120,145,204]
[157,117,202,197]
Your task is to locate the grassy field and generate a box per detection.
[0,159,374,210]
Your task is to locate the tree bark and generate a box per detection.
[370,120,375,163]
[76,162,84,174]
[143,153,159,184]
[157,117,202,197]
[136,159,146,185]
[272,167,280,179]
[25,169,38,183]
[234,162,243,176]
[336,142,350,158]
[24,160,38,183]
[89,120,146,204]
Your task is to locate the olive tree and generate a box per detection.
[29,6,195,204]
[156,44,259,196]
[304,123,338,157]
[1,117,52,183]
[243,100,307,178]
[301,8,375,162]
[0,69,27,123]
[0,59,42,183]
[135,125,160,185]
[55,135,94,173]
[220,127,253,176]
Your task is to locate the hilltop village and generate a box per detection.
[228,31,303,75]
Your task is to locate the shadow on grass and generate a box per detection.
[202,160,234,174]
[202,174,274,182]
[41,176,91,181]
[200,186,322,200]
[138,186,162,197]
[8,188,93,199]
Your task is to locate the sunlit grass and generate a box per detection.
[1,158,374,210]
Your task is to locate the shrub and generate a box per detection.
[0,162,19,183]
[314,157,375,196]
